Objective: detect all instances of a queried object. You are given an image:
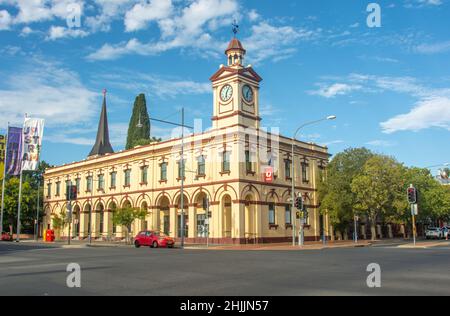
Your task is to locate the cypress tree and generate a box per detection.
[126,94,151,150]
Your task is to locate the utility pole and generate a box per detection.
[180,108,185,249]
[0,123,9,235]
[149,112,193,249]
[354,215,358,243]
[34,179,40,241]
[408,184,418,246]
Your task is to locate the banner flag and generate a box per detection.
[5,127,23,176]
[21,118,45,171]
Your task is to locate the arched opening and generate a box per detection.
[43,205,52,231]
[194,192,209,238]
[175,194,189,238]
[72,205,81,238]
[222,194,232,238]
[107,201,117,236]
[83,203,91,238]
[158,196,170,235]
[140,201,149,231]
[96,203,105,238]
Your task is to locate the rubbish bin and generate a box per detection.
[45,229,55,242]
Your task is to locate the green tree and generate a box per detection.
[442,167,450,179]
[1,161,52,233]
[112,206,147,243]
[2,177,35,233]
[126,94,151,150]
[318,147,374,238]
[351,155,404,240]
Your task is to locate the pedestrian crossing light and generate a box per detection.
[295,196,303,210]
[407,186,417,204]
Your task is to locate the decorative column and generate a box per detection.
[188,205,196,239]
[169,206,177,238]
[232,201,244,241]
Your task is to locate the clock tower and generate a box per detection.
[210,36,263,130]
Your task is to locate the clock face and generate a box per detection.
[242,85,254,103]
[220,84,233,102]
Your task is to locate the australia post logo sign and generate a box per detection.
[263,166,274,183]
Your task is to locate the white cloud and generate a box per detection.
[366,140,396,147]
[248,9,259,22]
[47,25,88,40]
[97,71,210,99]
[85,0,137,32]
[312,73,450,133]
[0,9,12,30]
[309,83,362,98]
[20,26,34,36]
[124,0,173,32]
[244,22,320,64]
[0,58,98,128]
[88,0,238,60]
[415,41,450,54]
[4,0,84,24]
[381,97,450,133]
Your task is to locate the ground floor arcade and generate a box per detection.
[43,184,330,244]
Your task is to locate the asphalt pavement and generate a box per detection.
[0,241,449,296]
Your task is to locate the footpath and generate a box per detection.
[11,238,450,251]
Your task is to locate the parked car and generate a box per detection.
[133,230,175,248]
[1,232,13,242]
[425,227,443,239]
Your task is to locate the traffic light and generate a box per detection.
[407,187,417,204]
[294,196,303,210]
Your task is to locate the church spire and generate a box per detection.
[89,89,114,157]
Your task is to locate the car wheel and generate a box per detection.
[168,244,174,249]
[134,241,141,248]
[152,241,158,248]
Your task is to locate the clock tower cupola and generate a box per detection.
[210,24,263,130]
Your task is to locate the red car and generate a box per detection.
[134,231,175,249]
[1,232,13,242]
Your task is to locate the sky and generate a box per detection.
[0,0,449,175]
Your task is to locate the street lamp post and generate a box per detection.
[149,110,193,249]
[291,115,336,247]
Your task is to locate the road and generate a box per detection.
[0,242,449,296]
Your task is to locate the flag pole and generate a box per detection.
[16,115,26,242]
[0,122,9,234]
[16,169,23,242]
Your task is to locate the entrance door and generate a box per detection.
[197,214,206,238]
[163,215,170,235]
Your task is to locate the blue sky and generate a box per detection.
[0,0,449,175]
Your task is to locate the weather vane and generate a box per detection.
[232,19,239,37]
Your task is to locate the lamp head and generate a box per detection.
[327,115,337,120]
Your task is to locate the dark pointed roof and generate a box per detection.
[89,90,114,157]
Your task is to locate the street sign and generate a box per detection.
[264,166,273,183]
[412,204,418,216]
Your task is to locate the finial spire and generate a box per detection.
[232,19,239,38]
[88,89,114,157]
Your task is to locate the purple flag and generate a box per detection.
[5,127,23,176]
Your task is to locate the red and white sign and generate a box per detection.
[264,166,274,183]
